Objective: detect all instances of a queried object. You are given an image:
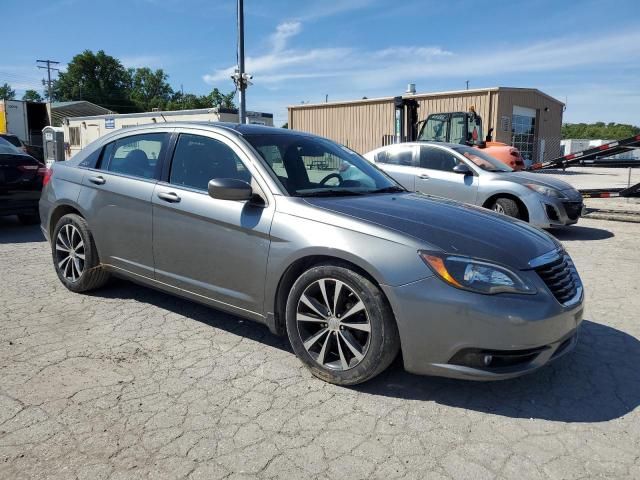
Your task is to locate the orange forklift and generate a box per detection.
[394,97,525,170]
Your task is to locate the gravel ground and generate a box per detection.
[1,216,639,480]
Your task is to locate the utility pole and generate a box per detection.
[465,80,469,90]
[237,0,246,123]
[230,0,252,123]
[37,59,60,101]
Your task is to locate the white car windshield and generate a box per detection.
[453,145,513,172]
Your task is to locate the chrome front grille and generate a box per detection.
[534,253,581,305]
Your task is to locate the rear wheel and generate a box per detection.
[286,263,400,385]
[52,214,110,292]
[492,197,522,219]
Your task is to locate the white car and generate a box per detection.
[364,142,584,228]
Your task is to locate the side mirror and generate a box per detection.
[453,164,472,175]
[208,178,253,201]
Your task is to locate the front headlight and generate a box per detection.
[419,251,536,295]
[525,183,567,199]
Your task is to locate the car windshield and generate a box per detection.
[0,137,24,155]
[452,145,513,172]
[244,133,403,196]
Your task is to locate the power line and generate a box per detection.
[36,59,60,101]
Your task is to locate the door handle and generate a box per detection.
[417,173,430,180]
[157,191,181,203]
[88,175,106,185]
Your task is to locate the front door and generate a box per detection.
[152,130,275,317]
[414,145,478,204]
[78,131,170,277]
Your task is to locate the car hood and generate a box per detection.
[304,193,560,270]
[496,171,576,192]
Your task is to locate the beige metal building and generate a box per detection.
[288,87,564,164]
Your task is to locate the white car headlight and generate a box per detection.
[525,183,567,199]
[420,251,536,295]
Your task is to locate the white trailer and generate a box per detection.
[0,99,50,147]
[62,107,274,158]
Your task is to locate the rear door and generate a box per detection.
[77,130,171,277]
[152,129,275,317]
[414,145,478,204]
[372,145,417,191]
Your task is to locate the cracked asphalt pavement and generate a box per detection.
[1,216,639,479]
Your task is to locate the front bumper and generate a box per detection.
[382,274,584,380]
[526,196,583,228]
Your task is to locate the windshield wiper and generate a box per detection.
[368,185,406,194]
[295,189,366,197]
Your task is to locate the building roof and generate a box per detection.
[288,86,565,109]
[63,107,273,122]
[50,101,114,126]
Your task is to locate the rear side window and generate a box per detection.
[105,133,167,179]
[375,146,417,167]
[1,135,22,147]
[419,146,461,172]
[169,134,251,191]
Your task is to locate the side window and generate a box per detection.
[377,146,416,166]
[419,147,461,172]
[106,133,167,179]
[449,114,466,144]
[78,147,103,168]
[169,134,251,191]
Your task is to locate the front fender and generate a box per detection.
[263,211,434,315]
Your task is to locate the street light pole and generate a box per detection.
[237,0,246,124]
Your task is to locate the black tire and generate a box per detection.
[52,214,110,293]
[18,212,40,225]
[285,263,400,385]
[492,197,522,219]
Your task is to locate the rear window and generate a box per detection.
[0,137,23,155]
[0,135,22,148]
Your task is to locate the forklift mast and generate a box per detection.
[393,96,419,143]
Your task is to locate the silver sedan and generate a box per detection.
[364,142,584,228]
[40,124,583,385]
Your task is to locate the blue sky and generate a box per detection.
[2,0,639,127]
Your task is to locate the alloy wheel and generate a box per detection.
[55,224,85,282]
[296,278,371,371]
[494,204,505,214]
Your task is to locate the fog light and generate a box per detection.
[483,355,493,366]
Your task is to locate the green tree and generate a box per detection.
[562,122,640,140]
[0,83,16,100]
[129,67,173,111]
[52,50,136,112]
[281,122,288,128]
[22,89,43,102]
[205,88,236,109]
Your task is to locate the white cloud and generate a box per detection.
[270,22,302,52]
[202,21,640,126]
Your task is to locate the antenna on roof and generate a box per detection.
[160,113,168,123]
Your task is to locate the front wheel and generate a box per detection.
[492,197,523,219]
[285,263,400,385]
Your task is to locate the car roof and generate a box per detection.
[112,121,315,138]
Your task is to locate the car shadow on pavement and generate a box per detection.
[548,225,614,241]
[88,278,292,353]
[357,320,639,423]
[0,217,45,244]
